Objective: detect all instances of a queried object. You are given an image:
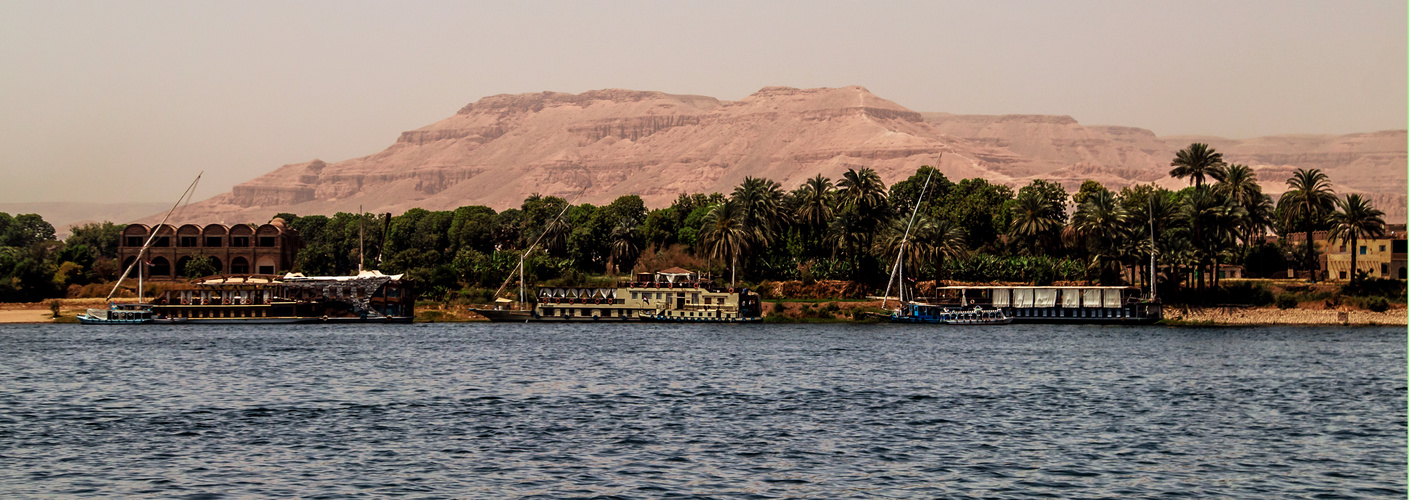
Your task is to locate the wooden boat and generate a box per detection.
[890,303,1012,325]
[471,268,762,323]
[929,286,1161,324]
[77,303,153,325]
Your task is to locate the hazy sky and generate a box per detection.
[1,0,1403,203]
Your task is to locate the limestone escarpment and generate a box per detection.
[160,85,1406,225]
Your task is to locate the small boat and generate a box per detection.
[82,174,203,326]
[890,303,1012,325]
[77,303,154,325]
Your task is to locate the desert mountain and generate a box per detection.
[161,86,1406,225]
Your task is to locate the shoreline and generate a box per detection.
[3,299,1402,326]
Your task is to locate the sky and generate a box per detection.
[0,0,1403,204]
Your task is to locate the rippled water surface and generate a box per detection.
[0,323,1403,498]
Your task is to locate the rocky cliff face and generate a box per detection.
[164,86,1407,225]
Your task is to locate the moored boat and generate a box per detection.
[928,285,1161,324]
[471,268,763,323]
[143,271,415,324]
[890,303,1012,325]
[77,303,154,325]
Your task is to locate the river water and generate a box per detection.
[0,323,1403,498]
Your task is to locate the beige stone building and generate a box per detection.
[1325,225,1407,281]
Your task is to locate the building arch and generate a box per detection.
[256,224,282,247]
[202,224,228,247]
[229,225,254,248]
[175,256,192,278]
[255,256,277,275]
[150,257,171,277]
[230,256,250,274]
[121,224,150,248]
[176,224,202,247]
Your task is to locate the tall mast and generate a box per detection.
[492,191,584,305]
[358,205,364,273]
[1149,196,1157,300]
[107,172,202,302]
[882,155,939,309]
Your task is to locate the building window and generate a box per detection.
[258,236,276,247]
[205,236,222,247]
[126,236,144,247]
[1360,246,1367,255]
[231,236,250,247]
[1339,245,1346,253]
[180,236,198,247]
[153,236,170,247]
[1339,271,1347,279]
[1382,263,1390,275]
[1380,245,1386,252]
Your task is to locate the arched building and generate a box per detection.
[118,218,302,280]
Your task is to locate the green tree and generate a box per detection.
[837,167,888,231]
[1169,143,1227,190]
[66,222,123,259]
[933,178,1014,250]
[732,176,788,250]
[1214,163,1266,248]
[793,174,836,247]
[1277,168,1336,279]
[182,254,218,278]
[698,200,751,287]
[1327,194,1386,285]
[1008,180,1068,255]
[1071,190,1129,284]
[609,217,642,274]
[1071,180,1111,207]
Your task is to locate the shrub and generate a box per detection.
[1341,277,1405,299]
[1275,294,1298,309]
[1365,296,1390,312]
[1218,282,1275,306]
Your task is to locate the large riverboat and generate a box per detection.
[472,268,763,323]
[80,271,415,325]
[922,285,1161,324]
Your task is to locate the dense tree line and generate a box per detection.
[267,142,1390,302]
[0,216,122,302]
[0,142,1391,304]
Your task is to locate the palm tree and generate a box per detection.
[795,174,835,237]
[609,218,641,275]
[698,200,752,287]
[1071,190,1129,284]
[1180,189,1245,289]
[1008,188,1062,255]
[732,176,789,248]
[1169,143,1227,190]
[824,210,868,280]
[1327,194,1386,284]
[929,219,967,287]
[1278,168,1336,280]
[837,168,887,220]
[1214,163,1264,248]
[875,216,936,298]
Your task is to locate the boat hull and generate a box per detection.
[77,315,152,325]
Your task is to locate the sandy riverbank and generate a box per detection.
[1165,306,1407,326]
[0,298,109,323]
